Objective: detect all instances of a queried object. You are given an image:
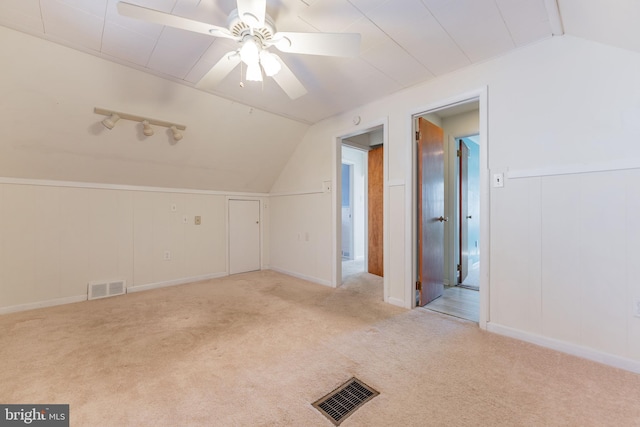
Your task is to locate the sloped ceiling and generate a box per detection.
[0,0,560,124]
[558,0,640,54]
[1,1,637,193]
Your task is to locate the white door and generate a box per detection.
[229,199,261,275]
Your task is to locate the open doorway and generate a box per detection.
[415,100,481,323]
[341,147,366,277]
[340,126,384,282]
[457,135,480,290]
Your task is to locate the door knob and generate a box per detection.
[466,215,472,219]
[437,216,448,222]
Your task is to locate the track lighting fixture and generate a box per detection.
[142,120,154,137]
[170,126,183,141]
[102,113,120,129]
[95,108,186,141]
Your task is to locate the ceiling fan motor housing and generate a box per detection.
[227,9,276,46]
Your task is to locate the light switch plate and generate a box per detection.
[493,173,504,188]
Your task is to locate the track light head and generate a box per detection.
[102,113,120,129]
[171,125,183,141]
[142,120,154,137]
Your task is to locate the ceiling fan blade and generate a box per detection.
[272,32,361,57]
[117,2,237,40]
[196,52,242,89]
[270,54,307,99]
[236,0,266,28]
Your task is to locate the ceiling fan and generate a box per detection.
[117,0,361,99]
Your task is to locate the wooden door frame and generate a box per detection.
[333,119,389,302]
[407,88,490,329]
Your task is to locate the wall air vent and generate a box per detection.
[88,280,126,300]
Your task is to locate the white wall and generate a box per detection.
[270,35,640,370]
[0,26,292,313]
[0,26,309,193]
[268,192,333,285]
[0,181,269,313]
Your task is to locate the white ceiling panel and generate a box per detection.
[57,0,108,18]
[40,0,105,52]
[184,39,240,83]
[366,0,470,76]
[344,16,395,54]
[361,38,433,87]
[298,0,363,32]
[423,0,515,62]
[496,0,552,46]
[172,0,230,25]
[559,0,640,53]
[320,57,403,99]
[101,21,156,66]
[0,0,43,34]
[146,27,214,78]
[265,1,314,32]
[347,0,391,15]
[106,0,176,38]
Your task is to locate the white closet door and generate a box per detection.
[229,199,261,274]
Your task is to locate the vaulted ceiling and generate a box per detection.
[0,1,636,124]
[0,0,560,124]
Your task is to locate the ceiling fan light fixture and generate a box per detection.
[240,37,260,65]
[260,50,281,77]
[246,62,263,82]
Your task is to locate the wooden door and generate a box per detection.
[229,199,260,275]
[458,139,470,284]
[368,145,384,277]
[417,118,445,306]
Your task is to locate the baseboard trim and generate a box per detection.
[386,297,407,308]
[127,272,228,293]
[0,295,87,315]
[268,267,333,287]
[487,322,640,374]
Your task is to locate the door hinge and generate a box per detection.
[415,131,421,141]
[457,264,461,272]
[416,281,422,291]
[456,149,462,157]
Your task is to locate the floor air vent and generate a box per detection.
[312,377,379,425]
[88,280,126,300]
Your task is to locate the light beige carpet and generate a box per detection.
[1,270,640,426]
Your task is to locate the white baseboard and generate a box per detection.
[268,267,333,287]
[127,272,228,293]
[487,322,640,374]
[0,294,87,315]
[386,297,407,308]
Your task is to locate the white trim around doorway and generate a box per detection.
[333,118,389,302]
[406,87,489,329]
